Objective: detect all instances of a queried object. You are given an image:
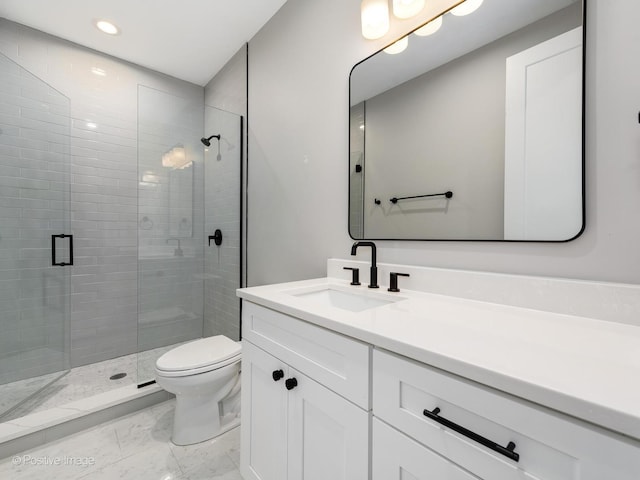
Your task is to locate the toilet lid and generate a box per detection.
[156,336,241,372]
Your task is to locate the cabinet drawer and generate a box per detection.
[242,302,370,408]
[373,348,640,480]
[373,418,477,480]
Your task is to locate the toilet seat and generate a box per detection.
[156,336,241,378]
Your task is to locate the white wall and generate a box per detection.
[248,0,640,286]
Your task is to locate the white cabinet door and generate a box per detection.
[373,419,478,480]
[242,339,370,480]
[287,368,369,480]
[241,341,288,480]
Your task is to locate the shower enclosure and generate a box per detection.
[0,62,242,424]
[0,52,72,419]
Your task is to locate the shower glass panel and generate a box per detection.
[203,106,242,342]
[0,53,71,419]
[137,86,205,384]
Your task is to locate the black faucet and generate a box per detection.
[350,241,378,288]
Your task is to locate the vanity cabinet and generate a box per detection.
[240,302,369,480]
[373,417,478,480]
[238,293,640,480]
[372,349,640,480]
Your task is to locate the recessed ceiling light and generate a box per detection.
[95,20,120,35]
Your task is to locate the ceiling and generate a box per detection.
[0,0,287,86]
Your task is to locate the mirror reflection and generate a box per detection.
[349,0,584,241]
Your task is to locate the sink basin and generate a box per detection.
[289,286,399,312]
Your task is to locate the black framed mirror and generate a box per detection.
[349,0,585,241]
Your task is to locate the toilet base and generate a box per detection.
[171,415,240,446]
[171,392,241,446]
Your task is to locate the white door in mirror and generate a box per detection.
[504,27,583,240]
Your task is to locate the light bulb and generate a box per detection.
[414,16,443,36]
[450,0,484,16]
[361,0,390,40]
[392,0,425,19]
[384,36,409,55]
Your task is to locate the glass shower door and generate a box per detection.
[0,53,71,419]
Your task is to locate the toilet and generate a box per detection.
[155,335,242,446]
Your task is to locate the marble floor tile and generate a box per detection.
[0,342,187,423]
[0,399,243,480]
[78,443,183,480]
[0,422,121,479]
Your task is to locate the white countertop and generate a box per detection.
[237,277,640,442]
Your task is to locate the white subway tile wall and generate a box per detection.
[203,46,247,341]
[204,106,241,341]
[137,86,205,365]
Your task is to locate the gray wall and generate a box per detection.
[362,5,580,239]
[0,19,203,367]
[247,0,640,286]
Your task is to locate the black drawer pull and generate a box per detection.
[423,407,520,462]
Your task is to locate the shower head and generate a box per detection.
[200,134,221,147]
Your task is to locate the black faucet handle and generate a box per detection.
[388,272,410,292]
[343,267,361,286]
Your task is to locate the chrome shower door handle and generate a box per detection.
[51,234,74,266]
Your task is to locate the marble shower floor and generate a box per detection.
[0,343,185,422]
[0,399,243,480]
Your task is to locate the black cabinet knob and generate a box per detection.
[272,369,284,381]
[285,377,298,390]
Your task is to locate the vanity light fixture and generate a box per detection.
[95,19,120,35]
[384,35,409,54]
[450,0,484,16]
[361,0,390,40]
[392,0,425,19]
[414,15,443,36]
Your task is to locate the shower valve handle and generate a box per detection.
[208,229,223,246]
[272,369,284,381]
